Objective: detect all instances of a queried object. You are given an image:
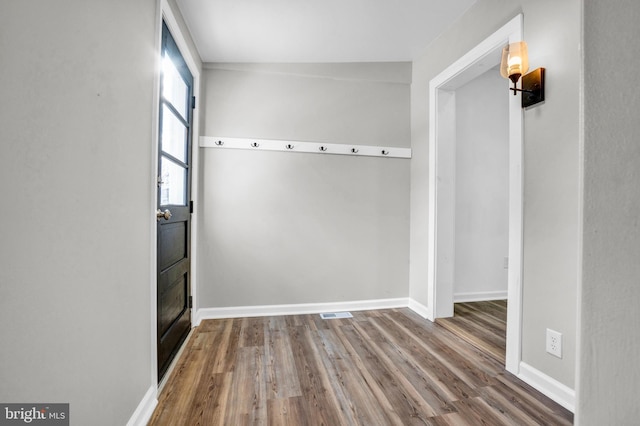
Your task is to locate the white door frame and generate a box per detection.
[427,14,524,374]
[150,0,201,387]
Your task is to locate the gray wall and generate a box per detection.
[0,1,202,424]
[0,1,155,424]
[198,63,411,308]
[410,0,580,389]
[454,68,509,298]
[578,0,640,423]
[202,63,411,146]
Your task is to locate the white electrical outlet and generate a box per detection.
[546,328,562,358]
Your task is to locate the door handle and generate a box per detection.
[156,209,172,221]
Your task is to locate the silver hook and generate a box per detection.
[381,150,389,155]
[286,144,294,150]
[251,142,260,148]
[319,146,327,152]
[351,148,359,154]
[215,140,224,146]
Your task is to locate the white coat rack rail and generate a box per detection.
[200,136,412,159]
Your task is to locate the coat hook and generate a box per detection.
[381,150,389,155]
[319,146,327,152]
[351,148,359,154]
[251,142,260,148]
[286,144,294,150]
[215,140,224,146]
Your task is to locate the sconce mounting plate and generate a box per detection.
[521,67,545,108]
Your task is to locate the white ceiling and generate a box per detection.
[176,0,477,63]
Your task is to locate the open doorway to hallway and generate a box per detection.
[437,65,509,364]
[437,300,507,364]
[452,65,509,306]
[427,14,523,374]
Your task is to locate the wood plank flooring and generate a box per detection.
[149,308,573,425]
[436,300,507,364]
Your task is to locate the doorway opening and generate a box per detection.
[434,63,510,364]
[427,15,524,374]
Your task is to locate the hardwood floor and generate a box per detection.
[436,300,507,364]
[149,308,573,425]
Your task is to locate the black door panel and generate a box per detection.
[157,21,193,381]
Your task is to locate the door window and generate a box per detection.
[159,24,192,207]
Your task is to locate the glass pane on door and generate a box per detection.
[162,54,189,120]
[160,156,187,206]
[161,105,187,162]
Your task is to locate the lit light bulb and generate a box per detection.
[500,41,529,83]
[508,55,522,74]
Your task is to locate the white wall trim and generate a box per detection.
[408,298,431,319]
[518,362,576,413]
[196,298,434,325]
[503,14,526,377]
[149,0,164,393]
[428,14,524,376]
[126,386,158,426]
[195,298,409,324]
[200,136,412,159]
[453,291,508,303]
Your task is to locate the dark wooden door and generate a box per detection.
[157,21,193,381]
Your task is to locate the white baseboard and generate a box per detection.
[195,298,409,324]
[453,290,507,303]
[517,362,575,413]
[126,385,157,426]
[408,298,431,319]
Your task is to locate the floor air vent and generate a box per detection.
[319,312,353,319]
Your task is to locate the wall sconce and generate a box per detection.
[500,41,545,108]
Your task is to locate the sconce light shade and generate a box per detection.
[500,41,529,84]
[499,41,544,108]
